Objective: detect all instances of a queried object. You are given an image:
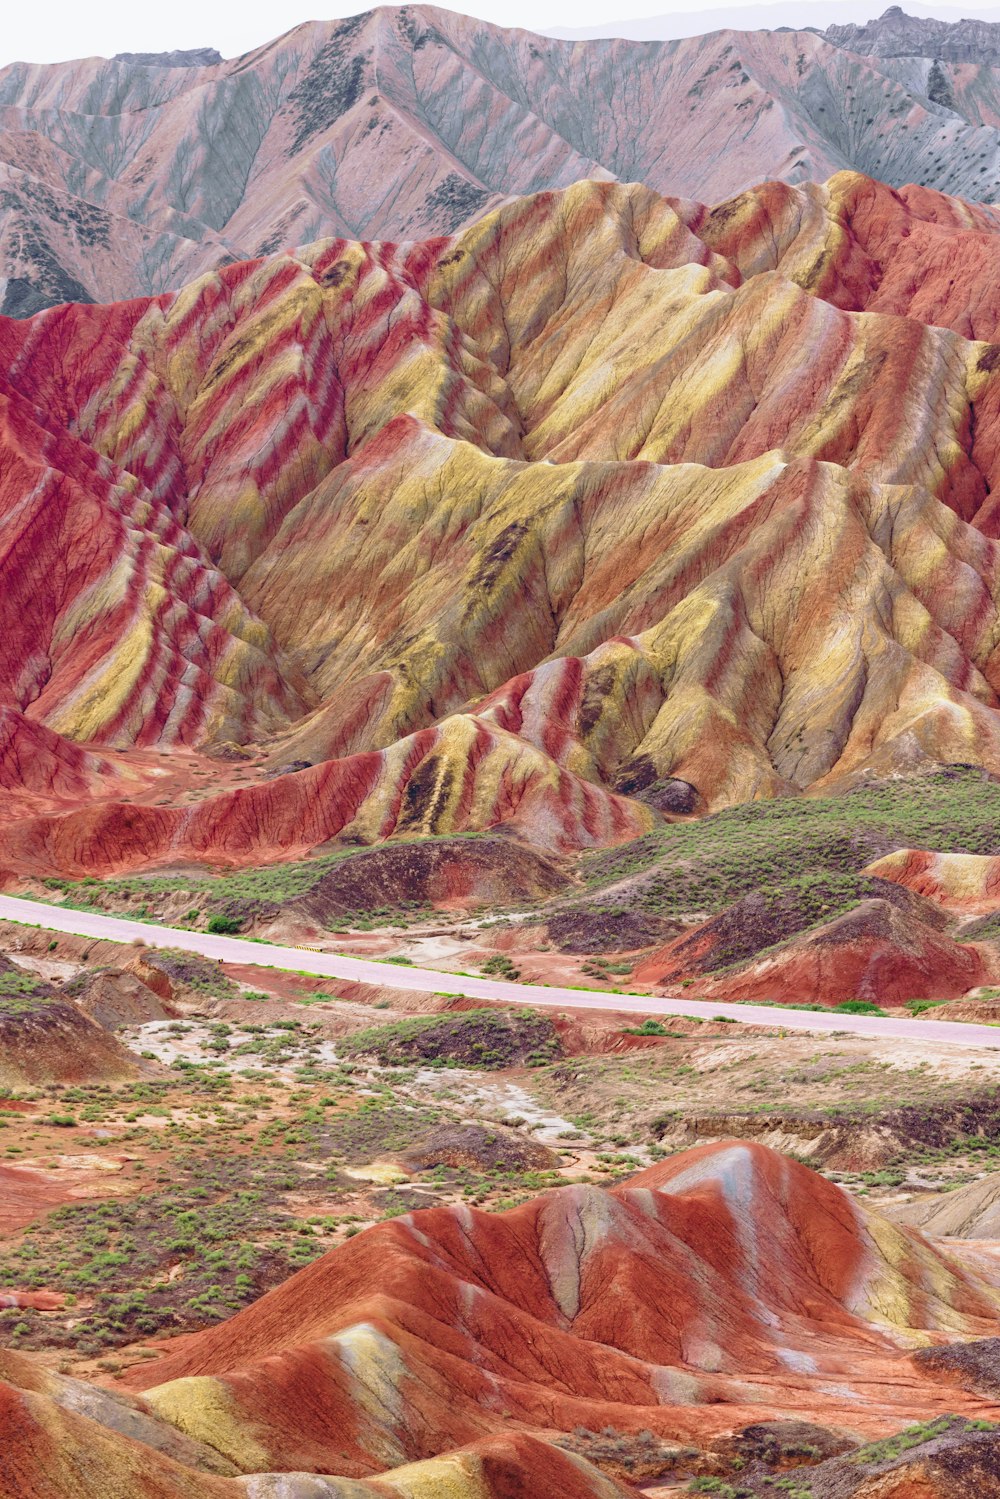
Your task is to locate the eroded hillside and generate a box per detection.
[6,174,1000,877]
[7,5,1000,311]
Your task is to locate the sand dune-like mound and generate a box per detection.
[7,175,1000,872]
[898,1173,1000,1239]
[109,1142,1000,1478]
[0,1341,631,1499]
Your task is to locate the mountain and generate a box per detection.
[548,3,1000,42]
[2,1143,996,1497]
[111,49,223,68]
[8,6,1000,314]
[547,1,901,41]
[824,4,1000,61]
[8,170,1000,876]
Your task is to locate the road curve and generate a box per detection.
[1,894,998,1048]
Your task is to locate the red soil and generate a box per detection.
[636,900,997,1006]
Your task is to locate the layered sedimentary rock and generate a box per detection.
[9,6,1000,312]
[0,1357,628,1499]
[4,1146,1000,1496]
[38,1144,1000,1486]
[866,849,1000,911]
[823,5,1000,64]
[634,893,998,1005]
[7,173,1000,872]
[899,1173,1000,1238]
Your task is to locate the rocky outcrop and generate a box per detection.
[897,1172,1000,1238]
[824,6,1000,63]
[64,967,172,1029]
[111,49,223,67]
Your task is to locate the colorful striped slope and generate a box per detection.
[6,174,1000,872]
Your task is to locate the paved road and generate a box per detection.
[1,894,999,1048]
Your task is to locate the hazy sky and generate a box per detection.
[7,0,1000,65]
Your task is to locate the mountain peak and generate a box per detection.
[111,46,222,67]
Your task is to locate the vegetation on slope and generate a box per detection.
[340,1008,562,1070]
[580,767,1000,920]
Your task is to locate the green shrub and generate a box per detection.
[207,915,242,935]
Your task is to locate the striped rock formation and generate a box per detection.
[10,7,1000,313]
[8,173,1000,872]
[0,1142,988,1495]
[632,883,1000,1006]
[0,1347,632,1498]
[0,1372,627,1499]
[5,1144,999,1495]
[866,849,1000,912]
[2,1147,997,1498]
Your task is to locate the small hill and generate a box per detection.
[866,849,1000,913]
[2,1144,999,1495]
[897,1172,1000,1238]
[292,836,570,919]
[634,889,993,1006]
[0,958,138,1085]
[118,1143,1000,1475]
[0,1344,632,1499]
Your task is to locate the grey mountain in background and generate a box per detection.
[823,4,1000,59]
[111,48,223,68]
[3,4,1000,316]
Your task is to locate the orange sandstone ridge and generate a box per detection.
[8,173,1000,875]
[1,1143,999,1497]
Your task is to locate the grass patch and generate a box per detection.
[341,1008,560,1069]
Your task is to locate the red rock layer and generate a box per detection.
[635,897,998,1005]
[865,849,1000,913]
[120,1143,1000,1476]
